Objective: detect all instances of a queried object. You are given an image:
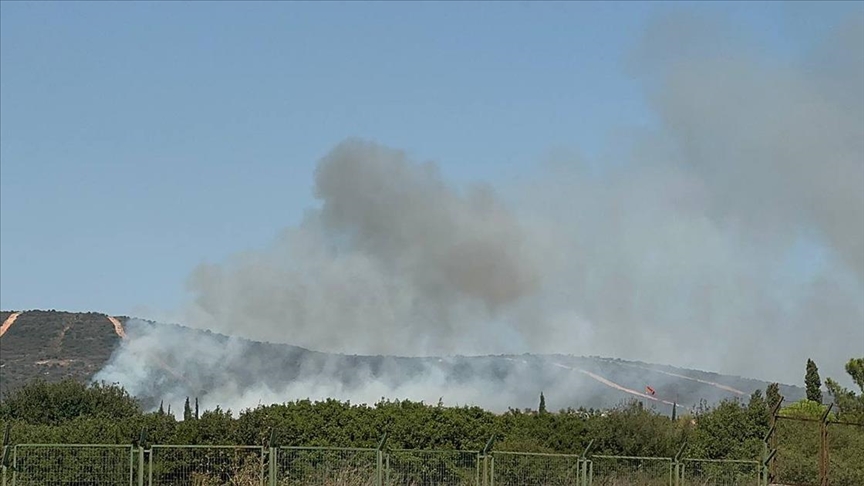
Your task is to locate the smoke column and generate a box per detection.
[96,10,864,412]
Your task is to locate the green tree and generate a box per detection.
[183,397,192,421]
[538,392,547,415]
[845,357,864,392]
[689,399,764,459]
[0,379,139,425]
[766,383,782,411]
[825,357,864,424]
[805,359,822,403]
[747,389,768,430]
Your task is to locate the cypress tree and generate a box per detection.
[805,359,823,403]
[539,392,547,415]
[183,397,192,421]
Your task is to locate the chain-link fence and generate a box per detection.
[489,451,584,486]
[148,445,265,486]
[0,446,778,486]
[773,416,820,485]
[385,450,479,486]
[588,455,672,486]
[23,439,864,486]
[678,458,760,486]
[10,444,134,486]
[275,447,379,486]
[826,421,864,486]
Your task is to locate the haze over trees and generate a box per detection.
[1,358,860,453]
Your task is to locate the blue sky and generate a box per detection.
[0,1,857,315]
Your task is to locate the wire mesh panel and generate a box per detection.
[12,444,133,486]
[827,422,864,486]
[679,459,760,486]
[275,447,378,486]
[490,451,582,486]
[148,445,265,486]
[385,450,479,486]
[589,456,672,486]
[773,417,820,486]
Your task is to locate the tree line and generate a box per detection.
[0,358,861,461]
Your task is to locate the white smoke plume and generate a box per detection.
[97,10,864,412]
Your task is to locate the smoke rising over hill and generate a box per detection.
[184,140,542,356]
[98,11,863,410]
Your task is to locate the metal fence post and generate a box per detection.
[267,429,277,486]
[819,404,833,486]
[0,424,9,486]
[481,435,495,486]
[673,442,687,486]
[268,446,276,486]
[761,422,775,486]
[762,449,777,486]
[579,439,594,486]
[768,397,783,482]
[376,433,388,486]
[136,427,147,486]
[0,422,15,486]
[137,446,144,486]
[385,452,390,485]
[10,447,16,486]
[147,448,153,486]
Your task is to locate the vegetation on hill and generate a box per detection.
[1,311,859,482]
[0,310,124,394]
[0,310,807,413]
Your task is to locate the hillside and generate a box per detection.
[0,310,126,394]
[0,310,805,411]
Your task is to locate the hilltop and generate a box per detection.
[0,310,805,411]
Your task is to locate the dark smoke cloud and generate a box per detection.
[184,139,541,356]
[315,140,541,312]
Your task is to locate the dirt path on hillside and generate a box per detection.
[610,361,746,396]
[550,362,678,406]
[505,357,677,407]
[0,312,22,337]
[106,316,127,339]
